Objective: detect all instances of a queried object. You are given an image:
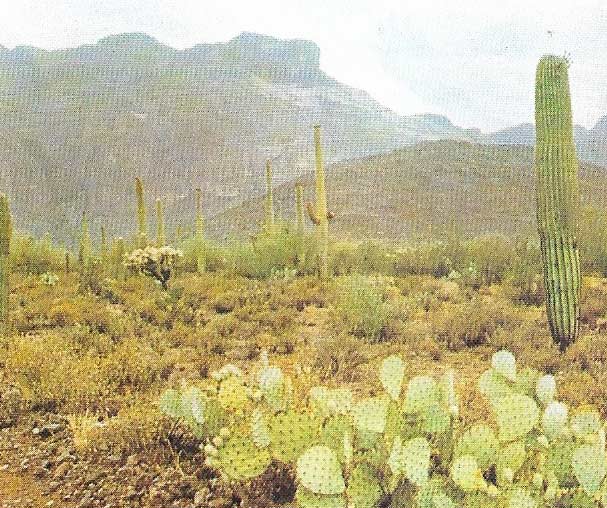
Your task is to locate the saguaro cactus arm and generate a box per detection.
[535,55,581,351]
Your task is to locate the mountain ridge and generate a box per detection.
[0,32,605,243]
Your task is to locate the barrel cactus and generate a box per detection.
[535,55,581,351]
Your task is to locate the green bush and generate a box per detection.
[333,275,392,342]
[10,233,66,275]
[159,351,607,508]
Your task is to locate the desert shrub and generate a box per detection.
[2,332,105,411]
[393,241,452,277]
[158,351,607,508]
[312,333,369,382]
[10,234,66,275]
[125,246,183,289]
[431,296,520,350]
[580,277,607,329]
[464,235,515,285]
[69,402,172,456]
[503,238,543,305]
[330,240,394,276]
[579,206,607,276]
[177,237,229,273]
[333,275,393,342]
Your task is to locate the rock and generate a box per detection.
[193,488,209,506]
[53,462,71,479]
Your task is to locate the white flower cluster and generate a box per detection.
[40,272,59,286]
[124,245,183,268]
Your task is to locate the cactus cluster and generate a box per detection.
[159,350,607,507]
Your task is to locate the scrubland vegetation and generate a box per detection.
[0,55,606,508]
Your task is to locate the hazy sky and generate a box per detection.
[2,0,607,131]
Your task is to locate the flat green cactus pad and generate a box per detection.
[379,355,405,400]
[346,463,383,508]
[158,389,182,418]
[454,424,499,470]
[491,350,516,382]
[507,488,536,508]
[572,444,607,496]
[295,488,346,508]
[388,436,430,487]
[495,394,539,442]
[404,376,439,414]
[310,387,353,417]
[218,375,250,413]
[216,435,271,480]
[542,401,568,439]
[352,396,390,434]
[297,445,345,496]
[268,410,319,462]
[450,455,486,492]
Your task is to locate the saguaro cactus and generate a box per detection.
[307,125,330,279]
[535,55,581,351]
[0,194,11,333]
[78,212,92,267]
[195,188,206,273]
[295,182,305,263]
[135,177,148,248]
[264,159,275,233]
[156,198,166,246]
[100,225,108,264]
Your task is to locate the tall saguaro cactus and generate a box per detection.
[195,188,206,274]
[100,225,108,264]
[535,55,581,351]
[0,195,11,333]
[156,198,166,246]
[78,212,92,267]
[264,159,275,233]
[307,125,330,279]
[135,177,148,248]
[295,182,305,263]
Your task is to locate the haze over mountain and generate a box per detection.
[0,32,605,243]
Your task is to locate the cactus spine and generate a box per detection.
[195,188,206,274]
[78,212,92,267]
[0,195,11,333]
[135,177,147,248]
[312,125,329,279]
[535,55,581,351]
[264,159,275,233]
[156,198,165,246]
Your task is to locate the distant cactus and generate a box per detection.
[114,237,126,279]
[156,198,165,246]
[0,194,11,333]
[134,177,148,248]
[195,188,206,273]
[264,159,275,233]
[535,55,581,351]
[295,182,305,264]
[100,225,108,264]
[309,125,330,279]
[78,212,92,267]
[65,251,71,274]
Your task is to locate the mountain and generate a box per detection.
[0,32,481,244]
[0,32,605,244]
[485,119,607,167]
[214,140,607,240]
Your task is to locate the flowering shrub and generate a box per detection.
[124,246,183,289]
